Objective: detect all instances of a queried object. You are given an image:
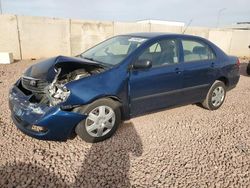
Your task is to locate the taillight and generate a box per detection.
[236,58,240,67]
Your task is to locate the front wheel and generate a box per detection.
[202,81,226,110]
[74,98,121,143]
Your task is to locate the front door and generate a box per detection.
[129,38,183,116]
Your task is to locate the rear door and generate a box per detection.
[180,38,217,103]
[129,38,183,116]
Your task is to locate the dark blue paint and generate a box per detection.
[24,56,105,82]
[129,63,183,115]
[9,82,86,140]
[9,33,240,141]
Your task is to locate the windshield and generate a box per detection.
[80,36,148,66]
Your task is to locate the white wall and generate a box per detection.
[71,20,114,56]
[0,14,250,59]
[183,27,210,39]
[229,30,250,57]
[150,24,182,33]
[114,22,150,35]
[208,29,233,54]
[0,14,21,59]
[18,16,71,59]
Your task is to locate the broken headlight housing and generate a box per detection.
[47,68,70,106]
[47,84,70,106]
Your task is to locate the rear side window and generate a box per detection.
[182,40,215,62]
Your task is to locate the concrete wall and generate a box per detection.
[229,30,250,57]
[0,14,250,59]
[208,29,233,54]
[71,20,113,56]
[0,14,21,59]
[150,24,182,33]
[114,22,150,35]
[183,27,210,39]
[17,16,71,59]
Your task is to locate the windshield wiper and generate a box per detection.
[81,56,95,62]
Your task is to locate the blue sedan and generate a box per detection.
[9,33,240,142]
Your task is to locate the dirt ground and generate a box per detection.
[0,59,249,187]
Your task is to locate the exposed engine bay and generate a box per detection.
[19,60,105,106]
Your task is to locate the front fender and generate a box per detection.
[62,66,128,107]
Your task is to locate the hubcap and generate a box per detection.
[85,105,115,137]
[211,86,225,107]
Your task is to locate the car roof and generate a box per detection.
[121,32,204,40]
[118,32,227,59]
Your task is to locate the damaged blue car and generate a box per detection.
[9,33,240,142]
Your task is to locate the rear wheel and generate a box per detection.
[74,98,121,143]
[202,81,226,110]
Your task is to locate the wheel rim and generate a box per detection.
[85,105,115,137]
[211,86,225,107]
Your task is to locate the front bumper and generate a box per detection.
[9,83,87,141]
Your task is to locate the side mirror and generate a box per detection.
[132,59,152,70]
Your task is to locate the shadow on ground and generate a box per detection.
[0,122,143,187]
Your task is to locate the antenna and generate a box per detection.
[216,8,226,28]
[182,19,193,34]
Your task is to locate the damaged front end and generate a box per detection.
[46,68,70,106]
[9,56,105,140]
[20,56,105,107]
[46,64,104,106]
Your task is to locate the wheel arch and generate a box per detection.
[72,95,126,120]
[217,76,229,87]
[104,96,127,120]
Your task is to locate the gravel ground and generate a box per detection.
[0,59,250,187]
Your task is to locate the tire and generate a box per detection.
[73,98,121,143]
[247,62,250,75]
[202,80,226,110]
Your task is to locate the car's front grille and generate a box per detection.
[21,76,49,93]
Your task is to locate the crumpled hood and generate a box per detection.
[23,56,103,82]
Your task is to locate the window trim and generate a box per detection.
[134,38,180,69]
[181,39,217,63]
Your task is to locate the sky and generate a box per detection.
[1,0,250,27]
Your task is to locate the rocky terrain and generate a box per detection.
[0,60,249,187]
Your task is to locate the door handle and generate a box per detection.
[175,68,182,74]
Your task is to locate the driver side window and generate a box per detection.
[138,39,179,67]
